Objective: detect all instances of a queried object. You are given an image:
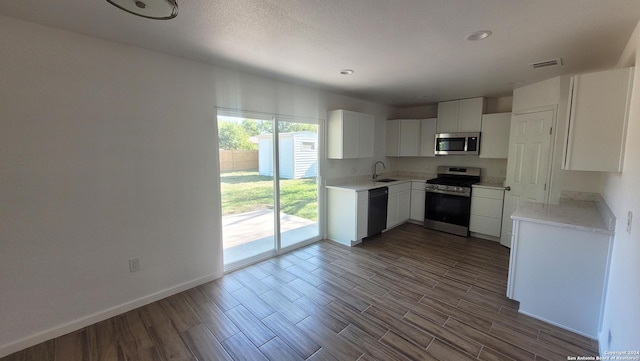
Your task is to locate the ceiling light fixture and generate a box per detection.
[466,30,492,41]
[340,69,355,75]
[106,0,178,20]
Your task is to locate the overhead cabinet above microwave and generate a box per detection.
[562,67,634,172]
[437,97,487,133]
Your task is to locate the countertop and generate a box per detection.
[325,178,419,192]
[511,196,615,235]
[473,182,504,190]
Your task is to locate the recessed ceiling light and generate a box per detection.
[466,30,492,41]
[106,0,178,20]
[340,69,355,75]
[509,80,525,87]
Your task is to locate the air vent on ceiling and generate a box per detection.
[530,58,563,69]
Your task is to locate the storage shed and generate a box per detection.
[258,132,318,179]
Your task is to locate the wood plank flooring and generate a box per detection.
[2,223,600,361]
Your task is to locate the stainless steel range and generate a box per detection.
[424,166,481,236]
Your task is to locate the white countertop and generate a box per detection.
[325,178,419,192]
[473,182,504,190]
[511,197,615,235]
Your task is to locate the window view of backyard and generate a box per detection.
[218,115,320,266]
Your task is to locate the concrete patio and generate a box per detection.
[222,209,319,265]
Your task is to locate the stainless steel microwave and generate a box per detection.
[434,132,481,155]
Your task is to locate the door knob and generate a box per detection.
[505,186,511,191]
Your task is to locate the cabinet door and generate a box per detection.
[386,193,400,229]
[385,120,400,156]
[469,215,502,237]
[420,118,437,157]
[480,113,511,158]
[399,119,421,156]
[563,67,633,172]
[342,111,360,158]
[356,191,369,240]
[436,101,459,133]
[458,97,485,132]
[397,190,411,223]
[470,196,504,219]
[358,113,375,158]
[410,189,425,221]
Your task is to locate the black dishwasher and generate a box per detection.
[367,187,388,237]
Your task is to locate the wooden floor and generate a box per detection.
[2,223,599,361]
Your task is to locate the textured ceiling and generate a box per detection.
[1,0,640,107]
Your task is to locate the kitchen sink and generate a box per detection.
[375,178,397,183]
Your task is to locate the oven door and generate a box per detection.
[424,189,472,236]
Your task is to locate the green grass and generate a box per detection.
[220,171,318,221]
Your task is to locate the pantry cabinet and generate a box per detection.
[562,67,634,172]
[385,118,437,157]
[436,97,486,133]
[328,109,375,159]
[480,113,511,159]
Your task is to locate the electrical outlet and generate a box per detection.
[129,257,141,272]
[627,211,633,234]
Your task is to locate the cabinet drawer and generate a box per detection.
[470,197,503,219]
[389,182,411,193]
[472,187,504,200]
[469,214,502,237]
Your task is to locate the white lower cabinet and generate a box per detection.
[410,181,425,222]
[508,219,612,338]
[327,188,368,246]
[386,182,411,230]
[470,186,504,239]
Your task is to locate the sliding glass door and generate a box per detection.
[217,110,321,269]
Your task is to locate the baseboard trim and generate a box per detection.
[0,271,223,358]
[517,309,597,340]
[598,329,607,356]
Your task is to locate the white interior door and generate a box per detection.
[500,110,554,248]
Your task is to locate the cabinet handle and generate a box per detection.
[504,186,511,191]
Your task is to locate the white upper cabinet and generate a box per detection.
[480,113,511,159]
[328,109,374,159]
[437,97,486,133]
[419,118,437,157]
[385,118,436,157]
[562,67,634,172]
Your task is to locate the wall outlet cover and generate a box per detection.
[129,257,141,272]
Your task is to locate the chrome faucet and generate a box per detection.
[373,161,386,180]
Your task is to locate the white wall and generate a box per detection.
[600,20,640,352]
[0,15,391,356]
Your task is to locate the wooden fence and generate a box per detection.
[219,149,258,172]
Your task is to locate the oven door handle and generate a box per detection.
[425,188,471,197]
